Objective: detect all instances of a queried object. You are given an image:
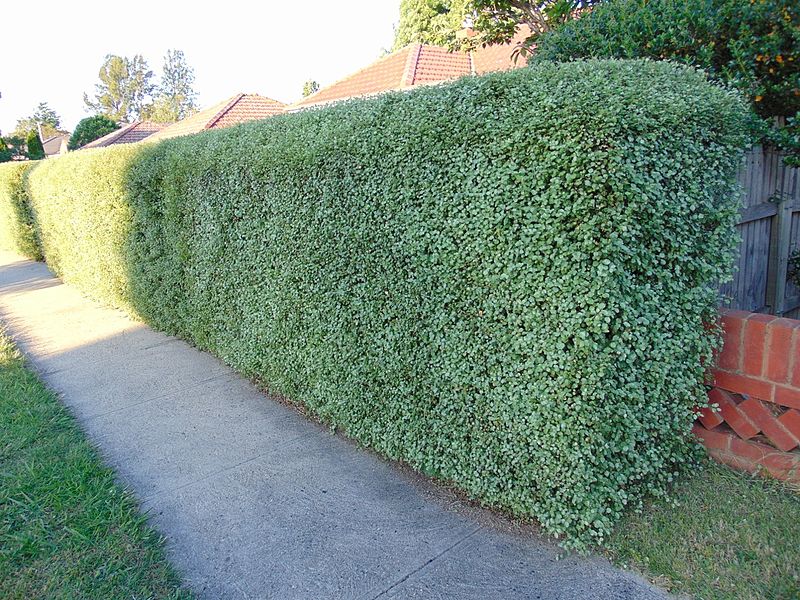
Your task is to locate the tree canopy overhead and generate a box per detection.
[393,0,470,50]
[464,1,603,57]
[392,1,600,56]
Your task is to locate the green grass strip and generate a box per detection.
[608,462,800,599]
[0,330,192,599]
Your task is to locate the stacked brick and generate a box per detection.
[694,309,800,482]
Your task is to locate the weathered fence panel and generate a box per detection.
[719,147,800,317]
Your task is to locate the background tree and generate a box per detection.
[3,135,26,160]
[144,49,198,122]
[302,80,320,97]
[534,0,799,160]
[25,130,44,160]
[13,102,65,140]
[393,0,470,50]
[0,137,12,163]
[68,115,120,150]
[84,54,155,122]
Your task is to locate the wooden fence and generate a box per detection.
[719,147,800,318]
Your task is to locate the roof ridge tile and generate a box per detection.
[205,93,245,130]
[402,44,423,88]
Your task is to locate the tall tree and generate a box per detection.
[13,102,64,139]
[84,54,155,122]
[393,0,470,50]
[302,80,320,97]
[145,50,198,122]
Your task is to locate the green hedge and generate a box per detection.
[26,146,139,307]
[0,162,41,260]
[12,60,748,548]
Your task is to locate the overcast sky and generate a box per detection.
[0,0,401,134]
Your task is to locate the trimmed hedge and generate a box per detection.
[10,60,748,548]
[0,162,41,260]
[25,146,139,307]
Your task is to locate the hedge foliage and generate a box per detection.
[5,60,748,548]
[25,146,139,306]
[0,162,41,259]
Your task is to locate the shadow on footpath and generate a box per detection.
[0,253,669,600]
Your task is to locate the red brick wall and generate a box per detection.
[694,309,800,482]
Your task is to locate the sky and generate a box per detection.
[0,0,401,135]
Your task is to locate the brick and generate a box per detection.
[696,405,724,430]
[719,309,753,319]
[710,387,759,439]
[792,331,800,388]
[747,312,779,324]
[743,316,771,376]
[729,436,773,462]
[712,370,773,402]
[765,319,797,383]
[778,409,800,439]
[717,311,746,371]
[774,385,800,410]
[759,451,800,480]
[712,450,759,474]
[739,398,799,451]
[692,423,731,451]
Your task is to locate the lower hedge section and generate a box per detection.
[0,162,41,260]
[14,60,749,548]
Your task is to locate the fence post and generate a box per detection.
[767,152,794,316]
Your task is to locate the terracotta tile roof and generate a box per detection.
[412,45,472,85]
[291,28,531,111]
[211,93,286,128]
[294,47,418,109]
[146,94,286,142]
[82,121,168,149]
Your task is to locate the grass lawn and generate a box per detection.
[608,461,800,600]
[0,331,192,599]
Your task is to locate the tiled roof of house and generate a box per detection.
[82,121,167,149]
[146,94,286,142]
[291,27,531,110]
[411,45,473,85]
[293,48,418,109]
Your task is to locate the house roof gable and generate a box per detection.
[145,94,287,143]
[291,27,530,111]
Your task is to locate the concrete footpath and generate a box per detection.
[0,251,668,600]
